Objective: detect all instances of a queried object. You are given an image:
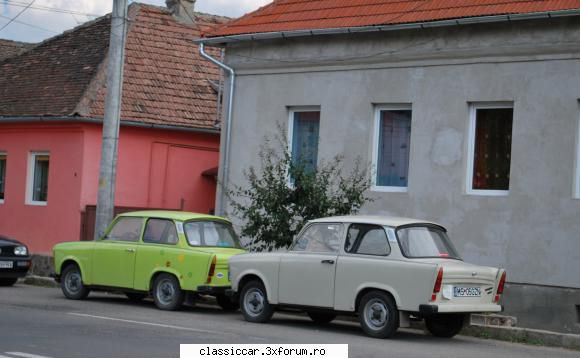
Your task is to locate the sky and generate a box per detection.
[0,0,271,43]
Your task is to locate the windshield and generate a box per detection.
[184,221,242,248]
[396,225,461,259]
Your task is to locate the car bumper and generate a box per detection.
[196,285,230,295]
[419,303,503,315]
[0,257,31,278]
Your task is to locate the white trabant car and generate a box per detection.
[228,216,506,338]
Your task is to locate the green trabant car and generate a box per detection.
[53,211,245,311]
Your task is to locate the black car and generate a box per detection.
[0,235,32,286]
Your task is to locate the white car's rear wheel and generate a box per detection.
[358,291,399,338]
[240,280,274,323]
[425,314,466,338]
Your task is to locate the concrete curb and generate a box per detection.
[20,275,59,288]
[461,324,580,351]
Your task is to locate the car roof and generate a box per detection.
[118,210,230,222]
[310,215,443,228]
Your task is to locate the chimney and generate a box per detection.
[166,0,196,24]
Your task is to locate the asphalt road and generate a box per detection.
[0,284,577,358]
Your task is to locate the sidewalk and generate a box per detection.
[20,275,580,351]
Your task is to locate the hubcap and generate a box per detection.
[243,288,265,317]
[364,298,389,330]
[65,271,82,294]
[156,279,175,305]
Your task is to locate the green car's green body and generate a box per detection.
[53,211,245,310]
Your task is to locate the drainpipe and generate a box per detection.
[199,42,235,216]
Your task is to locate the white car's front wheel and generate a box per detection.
[240,280,274,323]
[358,291,399,338]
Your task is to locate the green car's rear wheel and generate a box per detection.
[153,273,184,311]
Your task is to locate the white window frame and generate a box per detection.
[26,151,50,206]
[0,151,6,204]
[287,106,321,160]
[371,104,412,193]
[287,106,321,186]
[574,103,580,199]
[466,102,513,197]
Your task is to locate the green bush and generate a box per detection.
[228,134,372,251]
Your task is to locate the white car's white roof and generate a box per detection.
[309,215,443,228]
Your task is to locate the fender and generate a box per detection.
[353,282,402,310]
[148,267,184,291]
[236,269,278,304]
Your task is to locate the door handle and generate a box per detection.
[125,248,136,253]
[321,259,335,264]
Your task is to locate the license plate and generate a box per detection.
[454,286,481,297]
[0,261,13,269]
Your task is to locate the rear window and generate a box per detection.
[184,221,241,248]
[396,225,461,259]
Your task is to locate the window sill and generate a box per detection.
[466,189,509,197]
[371,185,408,193]
[25,201,48,206]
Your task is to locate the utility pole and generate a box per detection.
[94,0,129,240]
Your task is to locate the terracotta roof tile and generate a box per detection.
[208,0,580,37]
[0,3,229,130]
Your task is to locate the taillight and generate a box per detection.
[494,271,506,303]
[430,267,443,301]
[206,256,217,284]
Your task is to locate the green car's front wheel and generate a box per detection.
[153,273,183,311]
[61,264,90,300]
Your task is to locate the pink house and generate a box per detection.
[0,2,228,255]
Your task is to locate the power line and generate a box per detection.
[0,0,36,32]
[3,0,101,18]
[0,13,57,33]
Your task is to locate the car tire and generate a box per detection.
[358,291,399,338]
[126,292,148,302]
[61,264,90,300]
[240,280,274,323]
[216,294,239,311]
[425,314,466,338]
[307,311,336,324]
[0,278,18,286]
[152,273,184,311]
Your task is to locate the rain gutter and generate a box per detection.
[0,116,220,134]
[198,42,236,216]
[195,9,580,45]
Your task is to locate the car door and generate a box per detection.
[90,216,144,288]
[133,218,180,290]
[278,223,344,308]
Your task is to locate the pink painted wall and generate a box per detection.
[80,124,220,211]
[0,122,220,254]
[0,124,85,254]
